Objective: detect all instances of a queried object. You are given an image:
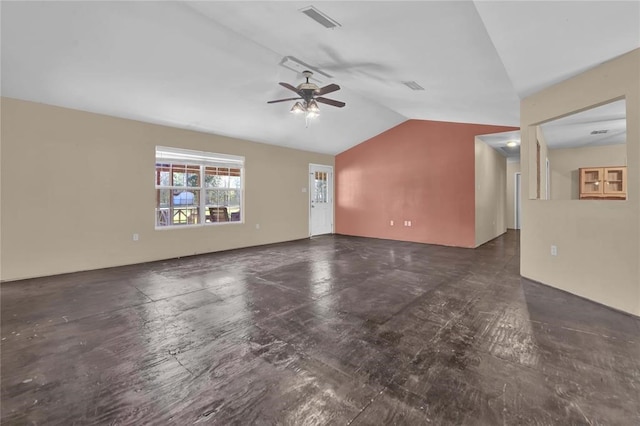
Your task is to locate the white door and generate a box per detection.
[309,164,333,236]
[515,172,522,230]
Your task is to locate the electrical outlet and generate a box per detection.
[132,233,139,241]
[551,245,558,256]
[256,224,260,230]
[390,220,394,226]
[408,220,412,227]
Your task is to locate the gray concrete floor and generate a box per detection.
[2,231,639,424]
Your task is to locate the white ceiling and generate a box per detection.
[477,130,521,159]
[540,99,627,149]
[479,99,627,160]
[2,1,639,155]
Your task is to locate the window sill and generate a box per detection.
[155,221,244,230]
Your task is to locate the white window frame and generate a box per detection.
[155,146,244,229]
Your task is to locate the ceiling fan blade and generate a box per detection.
[315,83,340,96]
[316,97,345,108]
[267,97,302,104]
[279,82,301,94]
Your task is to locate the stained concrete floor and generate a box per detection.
[1,231,639,425]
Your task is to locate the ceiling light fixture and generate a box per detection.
[506,140,519,147]
[268,70,345,127]
[290,100,320,120]
[307,100,320,113]
[290,102,305,114]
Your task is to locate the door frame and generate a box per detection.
[308,163,334,236]
[515,172,522,230]
[545,157,551,200]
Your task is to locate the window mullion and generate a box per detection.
[200,165,206,225]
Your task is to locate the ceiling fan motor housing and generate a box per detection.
[298,71,319,101]
[299,87,318,102]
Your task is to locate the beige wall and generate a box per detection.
[506,161,521,229]
[0,98,334,281]
[474,138,507,247]
[549,144,627,200]
[520,48,639,316]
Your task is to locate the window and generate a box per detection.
[155,146,244,228]
[313,171,329,203]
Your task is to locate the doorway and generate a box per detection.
[515,172,522,229]
[309,164,333,236]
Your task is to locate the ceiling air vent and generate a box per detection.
[590,129,608,135]
[402,81,425,91]
[300,6,341,29]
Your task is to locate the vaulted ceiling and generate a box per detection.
[2,1,639,155]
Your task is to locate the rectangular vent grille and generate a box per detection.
[300,6,341,29]
[590,129,608,135]
[402,81,425,91]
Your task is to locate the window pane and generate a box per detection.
[218,175,230,188]
[157,189,171,207]
[156,165,172,186]
[229,207,241,222]
[157,208,170,227]
[227,190,241,208]
[229,175,241,189]
[171,207,200,225]
[187,170,200,187]
[173,169,186,186]
[204,171,222,188]
[206,189,225,206]
[173,189,198,206]
[160,172,171,186]
[172,190,200,225]
[156,189,172,227]
[314,172,328,203]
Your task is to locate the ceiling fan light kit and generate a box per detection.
[290,99,320,119]
[307,100,320,112]
[268,70,345,121]
[290,102,306,114]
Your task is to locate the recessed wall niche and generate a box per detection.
[531,98,627,200]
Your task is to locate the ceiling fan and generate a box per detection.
[267,70,345,118]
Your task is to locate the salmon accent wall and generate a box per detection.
[335,119,518,248]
